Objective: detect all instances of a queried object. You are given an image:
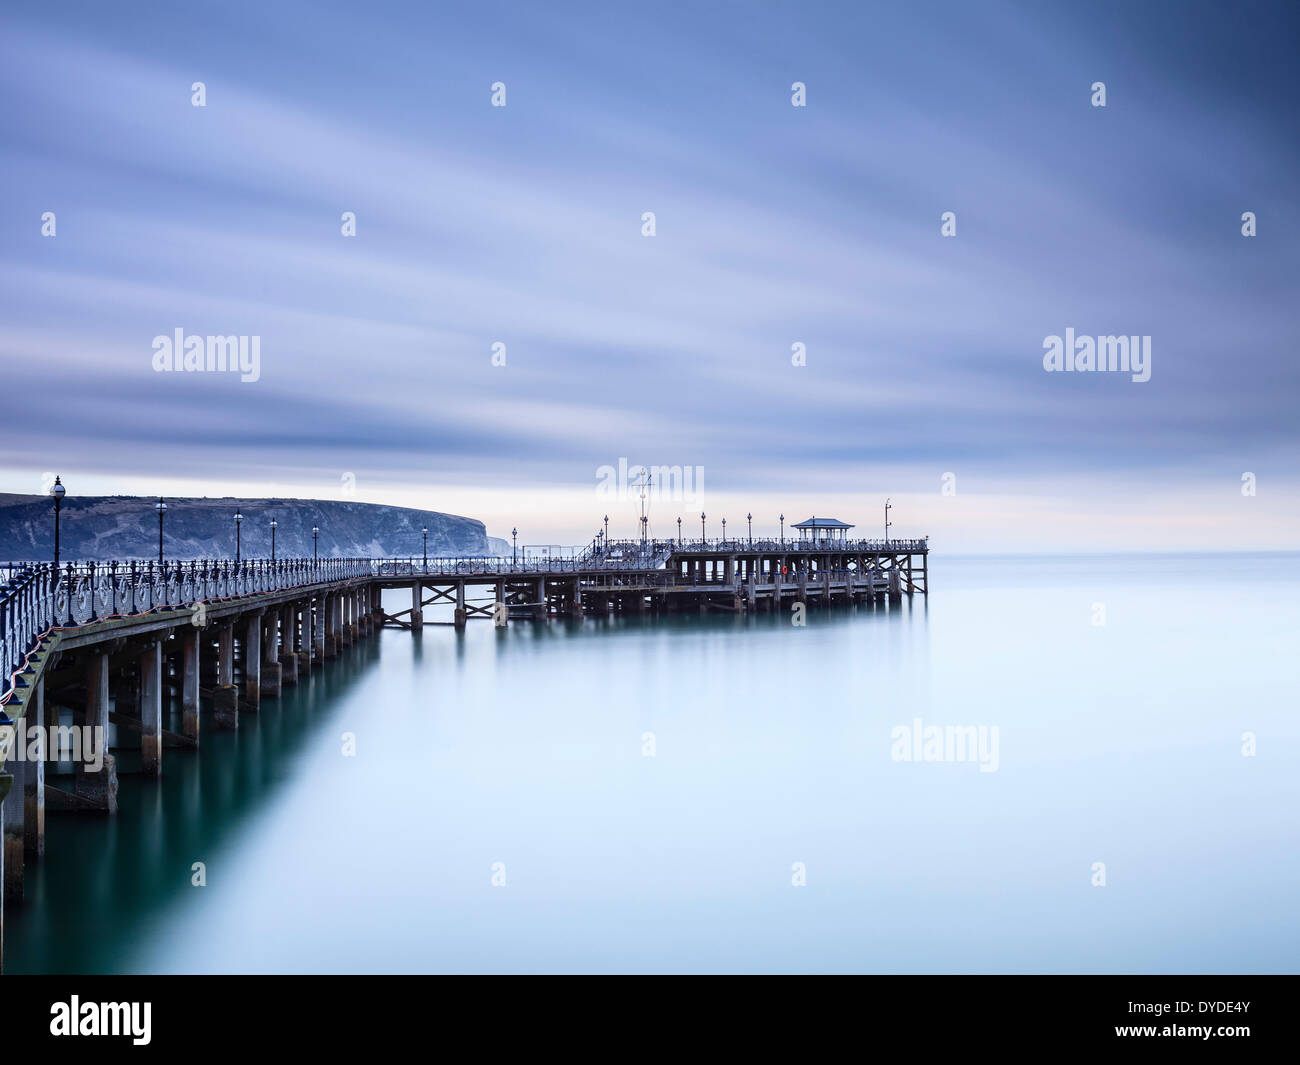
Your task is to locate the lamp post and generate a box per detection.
[512,527,518,569]
[721,517,727,542]
[313,525,320,561]
[884,498,892,546]
[640,514,647,546]
[421,526,427,570]
[155,498,167,564]
[779,513,785,545]
[234,510,242,563]
[51,475,65,569]
[747,512,752,545]
[603,514,609,545]
[676,516,682,545]
[700,512,706,543]
[270,518,277,561]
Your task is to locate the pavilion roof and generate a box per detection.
[791,517,855,529]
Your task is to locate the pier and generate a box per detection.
[375,536,928,627]
[0,532,927,969]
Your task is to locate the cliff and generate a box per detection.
[0,494,497,562]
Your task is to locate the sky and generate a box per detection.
[0,0,1296,551]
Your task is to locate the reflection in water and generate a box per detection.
[7,554,1298,974]
[9,640,382,973]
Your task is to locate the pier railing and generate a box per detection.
[376,557,592,576]
[4,537,930,701]
[1,557,371,702]
[592,537,927,555]
[378,544,679,574]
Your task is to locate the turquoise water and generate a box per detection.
[7,554,1298,973]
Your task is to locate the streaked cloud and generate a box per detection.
[0,1,1296,547]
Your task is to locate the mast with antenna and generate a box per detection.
[636,466,653,548]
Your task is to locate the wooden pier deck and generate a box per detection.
[372,537,928,628]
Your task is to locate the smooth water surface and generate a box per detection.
[8,553,1298,973]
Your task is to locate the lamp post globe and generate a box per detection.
[51,475,66,569]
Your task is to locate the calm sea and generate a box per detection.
[7,553,1297,974]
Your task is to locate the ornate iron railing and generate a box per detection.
[375,557,589,576]
[583,537,928,556]
[376,544,679,575]
[0,557,371,704]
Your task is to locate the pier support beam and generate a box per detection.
[24,676,44,857]
[213,622,238,728]
[139,639,162,777]
[323,594,338,658]
[313,598,326,664]
[301,597,315,672]
[454,582,467,630]
[279,604,298,687]
[211,621,237,728]
[240,615,260,709]
[79,651,118,810]
[260,613,282,699]
[411,582,423,628]
[42,676,58,787]
[2,758,24,905]
[181,627,200,744]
